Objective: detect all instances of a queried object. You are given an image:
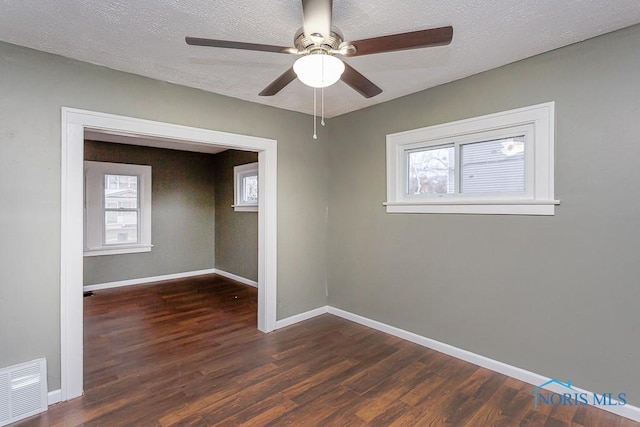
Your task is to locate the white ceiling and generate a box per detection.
[1,1,639,118]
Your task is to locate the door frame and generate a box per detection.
[60,107,278,401]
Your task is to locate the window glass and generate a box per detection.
[105,211,138,244]
[242,174,258,203]
[407,146,455,195]
[103,174,139,244]
[104,174,138,208]
[460,136,525,194]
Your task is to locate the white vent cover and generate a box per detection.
[0,359,48,426]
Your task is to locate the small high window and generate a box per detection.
[385,102,558,215]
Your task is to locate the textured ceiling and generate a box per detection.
[1,1,639,117]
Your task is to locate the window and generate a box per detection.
[386,102,558,215]
[233,162,258,212]
[84,161,152,256]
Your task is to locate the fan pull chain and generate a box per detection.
[321,87,325,126]
[320,53,325,126]
[313,87,318,139]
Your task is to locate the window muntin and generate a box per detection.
[234,162,258,212]
[385,102,557,215]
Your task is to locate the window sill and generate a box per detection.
[84,245,153,257]
[383,200,560,215]
[232,204,258,212]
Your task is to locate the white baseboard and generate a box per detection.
[213,269,258,288]
[83,269,217,291]
[327,307,640,422]
[48,389,61,405]
[84,269,258,292]
[275,306,329,329]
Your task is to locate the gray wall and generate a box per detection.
[213,150,259,282]
[0,41,329,390]
[327,24,640,404]
[83,141,216,285]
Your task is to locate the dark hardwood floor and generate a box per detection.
[16,275,639,426]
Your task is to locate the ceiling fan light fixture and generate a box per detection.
[293,52,345,88]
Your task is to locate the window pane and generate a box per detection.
[105,211,138,244]
[460,136,525,194]
[242,174,258,203]
[407,146,455,195]
[104,174,138,208]
[105,211,118,224]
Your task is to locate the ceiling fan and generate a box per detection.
[186,0,453,99]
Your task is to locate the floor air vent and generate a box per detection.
[0,359,48,426]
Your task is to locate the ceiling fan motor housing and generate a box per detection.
[294,27,345,53]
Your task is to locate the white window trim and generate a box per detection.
[385,102,559,215]
[84,161,152,256]
[233,162,258,212]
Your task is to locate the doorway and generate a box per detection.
[60,108,278,401]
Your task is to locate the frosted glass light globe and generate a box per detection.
[293,53,345,88]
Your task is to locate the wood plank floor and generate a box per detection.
[16,275,639,426]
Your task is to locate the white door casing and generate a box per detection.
[60,107,277,401]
